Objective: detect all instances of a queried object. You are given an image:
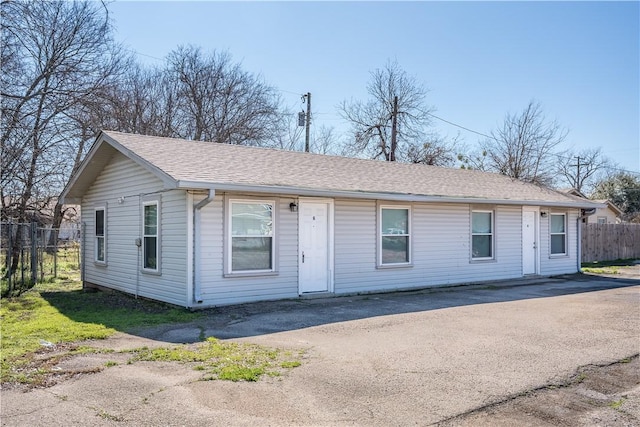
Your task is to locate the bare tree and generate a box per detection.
[1,0,123,274]
[482,101,567,185]
[457,150,490,171]
[166,46,285,145]
[339,60,435,162]
[95,60,180,137]
[311,125,341,155]
[556,147,612,194]
[405,134,460,167]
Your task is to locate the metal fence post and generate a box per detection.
[54,228,59,278]
[81,222,86,283]
[6,222,14,294]
[30,221,37,285]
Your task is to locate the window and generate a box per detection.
[597,217,607,224]
[550,213,566,255]
[380,207,410,265]
[143,200,159,271]
[471,211,493,259]
[95,207,106,263]
[229,201,274,272]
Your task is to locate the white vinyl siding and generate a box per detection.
[196,193,298,306]
[334,201,523,295]
[81,152,188,306]
[82,151,582,308]
[379,205,411,266]
[540,209,579,275]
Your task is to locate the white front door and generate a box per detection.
[299,200,330,293]
[522,208,538,275]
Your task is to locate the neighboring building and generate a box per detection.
[589,200,623,224]
[562,189,624,224]
[61,131,602,308]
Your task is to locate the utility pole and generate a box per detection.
[303,92,311,153]
[390,95,398,161]
[570,156,585,193]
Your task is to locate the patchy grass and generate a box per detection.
[1,274,201,385]
[582,266,620,274]
[127,337,303,382]
[609,397,627,410]
[2,273,303,386]
[581,259,637,268]
[581,259,638,275]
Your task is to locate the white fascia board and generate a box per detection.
[60,132,179,204]
[176,181,605,209]
[101,133,178,189]
[59,133,107,203]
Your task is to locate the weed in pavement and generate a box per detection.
[127,337,304,382]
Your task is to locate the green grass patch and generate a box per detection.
[581,267,619,274]
[609,397,626,410]
[581,259,639,275]
[2,270,303,386]
[581,259,638,268]
[128,337,303,382]
[1,274,201,385]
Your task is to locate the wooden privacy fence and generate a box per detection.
[581,223,640,263]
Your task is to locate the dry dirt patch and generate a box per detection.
[439,356,640,426]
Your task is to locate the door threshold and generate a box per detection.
[299,291,332,298]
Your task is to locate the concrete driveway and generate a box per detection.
[2,273,639,426]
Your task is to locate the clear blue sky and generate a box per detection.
[109,1,640,174]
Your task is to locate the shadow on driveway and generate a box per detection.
[132,274,639,343]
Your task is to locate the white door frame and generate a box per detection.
[298,197,334,294]
[522,206,540,275]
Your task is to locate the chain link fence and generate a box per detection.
[1,221,81,297]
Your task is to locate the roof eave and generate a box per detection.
[101,132,178,189]
[60,131,178,204]
[176,181,605,209]
[605,201,624,216]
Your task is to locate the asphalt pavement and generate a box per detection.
[2,273,639,426]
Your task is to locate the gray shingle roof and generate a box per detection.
[66,130,601,208]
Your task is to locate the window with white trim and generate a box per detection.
[597,217,606,224]
[380,207,410,265]
[229,200,274,272]
[95,207,106,263]
[471,211,493,259]
[550,213,567,255]
[143,200,160,271]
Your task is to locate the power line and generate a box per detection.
[427,112,639,175]
[426,112,496,141]
[277,88,304,96]
[124,48,165,63]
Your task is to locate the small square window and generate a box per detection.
[229,201,274,273]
